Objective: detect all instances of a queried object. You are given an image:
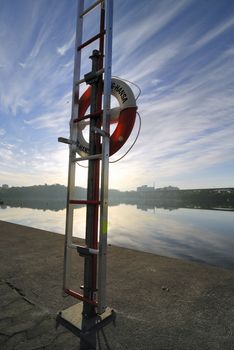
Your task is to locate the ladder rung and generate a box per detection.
[78,31,106,51]
[74,154,102,162]
[65,288,97,306]
[80,0,103,17]
[70,199,100,205]
[73,110,103,123]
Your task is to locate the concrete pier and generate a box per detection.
[0,220,233,349]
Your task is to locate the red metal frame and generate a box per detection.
[69,199,100,205]
[65,288,98,306]
[78,30,106,51]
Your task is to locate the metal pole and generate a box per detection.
[98,0,113,314]
[80,50,102,350]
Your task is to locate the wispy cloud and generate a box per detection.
[0,1,74,116]
[194,15,234,49]
[113,0,192,65]
[57,33,75,56]
[0,0,233,189]
[110,29,234,188]
[0,128,6,136]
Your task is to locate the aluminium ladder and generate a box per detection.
[59,0,114,323]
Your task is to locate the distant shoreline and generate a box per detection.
[1,184,234,211]
[1,198,234,213]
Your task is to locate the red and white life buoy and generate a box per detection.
[76,78,137,157]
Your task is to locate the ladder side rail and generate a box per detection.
[98,0,114,314]
[63,0,85,291]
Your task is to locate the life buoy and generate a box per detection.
[76,78,137,157]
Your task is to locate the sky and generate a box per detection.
[0,0,234,190]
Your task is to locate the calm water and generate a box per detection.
[0,204,234,269]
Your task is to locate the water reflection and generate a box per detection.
[3,197,234,212]
[1,200,66,211]
[0,203,233,269]
[109,206,232,263]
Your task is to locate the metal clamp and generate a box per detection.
[76,245,99,257]
[58,137,76,145]
[92,126,110,138]
[75,69,104,86]
[84,68,104,85]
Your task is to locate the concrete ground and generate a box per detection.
[0,220,233,350]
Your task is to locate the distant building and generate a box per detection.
[213,188,231,194]
[156,186,180,191]
[137,185,155,192]
[162,186,179,191]
[2,184,9,189]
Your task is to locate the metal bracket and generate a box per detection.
[75,69,104,86]
[77,245,99,257]
[58,137,76,145]
[57,303,116,340]
[84,71,99,84]
[74,154,102,162]
[84,68,104,85]
[92,126,110,138]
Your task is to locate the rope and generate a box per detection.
[112,75,141,100]
[77,161,88,168]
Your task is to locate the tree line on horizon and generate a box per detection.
[0,184,233,210]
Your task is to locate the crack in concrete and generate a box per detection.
[5,280,36,306]
[0,329,27,340]
[0,279,56,349]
